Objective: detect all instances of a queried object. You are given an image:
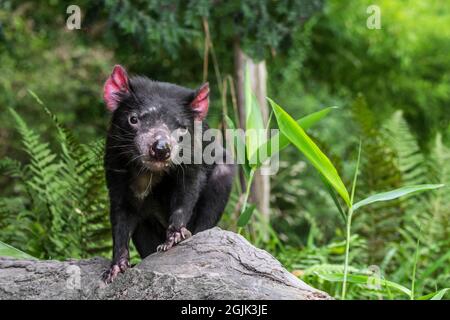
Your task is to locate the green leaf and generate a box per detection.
[315,272,412,297]
[352,184,445,212]
[224,114,236,130]
[224,115,251,179]
[237,204,257,227]
[420,250,450,281]
[244,65,265,165]
[320,174,346,222]
[0,241,36,259]
[350,139,362,205]
[417,288,449,300]
[268,98,351,207]
[237,167,256,226]
[253,106,338,166]
[298,106,338,130]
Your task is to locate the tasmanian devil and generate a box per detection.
[102,65,235,283]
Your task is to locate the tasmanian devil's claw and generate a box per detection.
[102,258,130,284]
[157,226,192,252]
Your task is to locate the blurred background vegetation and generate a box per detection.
[0,0,449,299]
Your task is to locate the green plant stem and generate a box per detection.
[242,168,255,212]
[342,140,361,300]
[237,168,256,233]
[411,235,421,300]
[342,207,353,300]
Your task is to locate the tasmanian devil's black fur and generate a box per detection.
[102,65,235,283]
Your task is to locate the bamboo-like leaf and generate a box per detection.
[315,272,412,297]
[417,288,449,300]
[224,115,251,179]
[244,65,265,166]
[237,168,256,225]
[0,241,36,259]
[268,98,350,206]
[237,204,256,227]
[350,140,362,205]
[252,106,338,166]
[352,184,445,212]
[320,174,346,222]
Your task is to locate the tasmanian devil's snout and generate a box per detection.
[102,65,235,283]
[151,139,171,160]
[148,127,173,162]
[135,126,174,169]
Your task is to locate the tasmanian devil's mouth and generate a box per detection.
[142,159,171,171]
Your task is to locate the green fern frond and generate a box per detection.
[0,157,26,179]
[381,114,450,295]
[382,110,427,186]
[351,96,403,263]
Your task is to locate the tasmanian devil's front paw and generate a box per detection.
[102,258,130,284]
[157,226,192,252]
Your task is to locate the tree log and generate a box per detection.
[0,228,331,300]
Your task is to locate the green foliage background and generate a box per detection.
[0,0,449,299]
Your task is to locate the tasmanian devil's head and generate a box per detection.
[103,65,209,172]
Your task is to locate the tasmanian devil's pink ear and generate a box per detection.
[190,82,209,120]
[103,65,130,112]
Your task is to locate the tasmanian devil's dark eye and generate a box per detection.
[129,115,138,125]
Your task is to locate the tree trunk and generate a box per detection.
[234,41,271,228]
[0,228,331,300]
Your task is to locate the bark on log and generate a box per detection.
[0,228,331,300]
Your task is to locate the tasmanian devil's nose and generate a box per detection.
[151,139,171,161]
